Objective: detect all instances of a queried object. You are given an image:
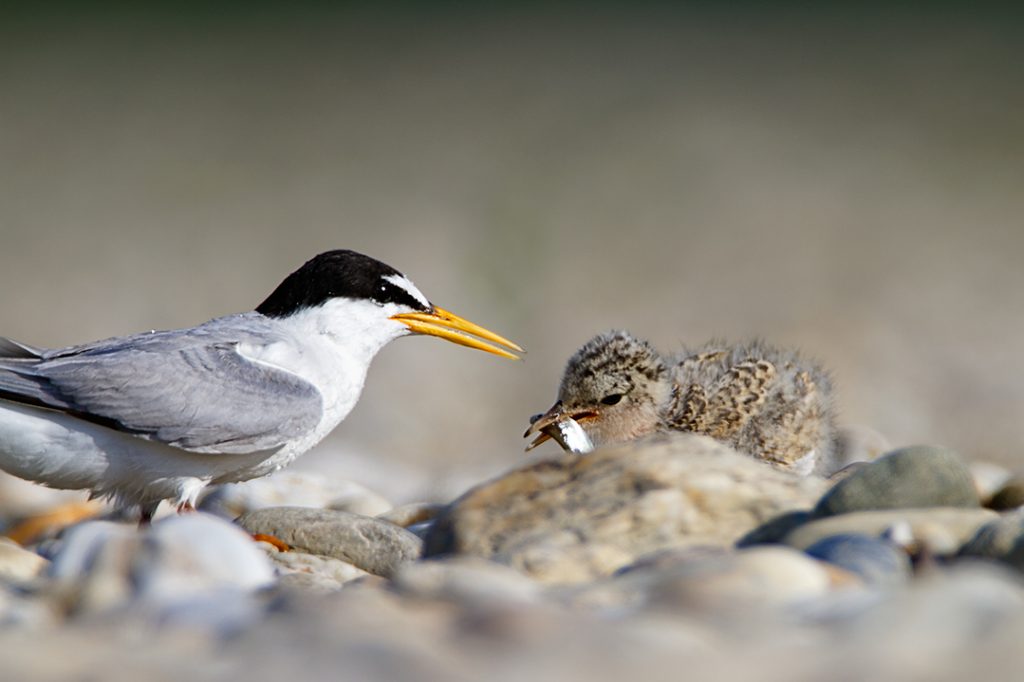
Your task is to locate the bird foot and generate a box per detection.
[252,533,291,551]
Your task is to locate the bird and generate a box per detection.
[0,249,522,522]
[524,331,837,476]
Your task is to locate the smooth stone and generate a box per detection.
[267,549,368,589]
[803,534,911,588]
[736,510,813,547]
[46,521,140,612]
[424,434,828,584]
[377,503,447,528]
[958,510,1024,570]
[152,589,267,636]
[959,515,1021,558]
[813,445,979,518]
[841,561,1024,645]
[237,507,422,578]
[46,514,275,614]
[602,546,850,614]
[391,557,542,606]
[988,478,1024,511]
[134,513,275,603]
[0,538,48,583]
[200,471,392,519]
[276,570,355,594]
[784,507,998,555]
[826,462,867,484]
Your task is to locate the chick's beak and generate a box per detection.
[390,306,523,360]
[523,401,598,451]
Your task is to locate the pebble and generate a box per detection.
[200,471,392,519]
[0,538,48,583]
[958,509,1024,570]
[236,506,422,578]
[46,514,274,616]
[783,507,998,555]
[267,550,368,590]
[391,557,542,607]
[152,589,268,636]
[803,534,911,588]
[616,546,851,614]
[47,521,139,612]
[425,434,827,584]
[813,445,979,518]
[134,513,276,603]
[2,433,1023,681]
[736,510,813,547]
[987,477,1024,511]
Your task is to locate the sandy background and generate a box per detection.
[1,5,1021,502]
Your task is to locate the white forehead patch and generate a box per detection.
[384,273,431,309]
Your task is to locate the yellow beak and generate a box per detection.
[390,306,523,360]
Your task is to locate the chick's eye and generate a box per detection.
[600,394,623,406]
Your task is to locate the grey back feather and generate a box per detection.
[0,313,322,454]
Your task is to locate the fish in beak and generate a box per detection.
[523,401,597,453]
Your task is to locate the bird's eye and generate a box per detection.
[600,394,623,406]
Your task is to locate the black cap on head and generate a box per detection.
[256,250,431,318]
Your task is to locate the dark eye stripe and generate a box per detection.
[375,282,428,311]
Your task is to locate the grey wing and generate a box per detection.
[0,336,44,359]
[0,340,322,455]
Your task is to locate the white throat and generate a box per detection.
[283,297,412,366]
[236,298,415,462]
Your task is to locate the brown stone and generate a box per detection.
[424,434,827,584]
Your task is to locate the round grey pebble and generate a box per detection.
[783,507,996,556]
[804,533,911,588]
[45,514,275,615]
[959,511,1024,571]
[137,513,277,602]
[813,445,979,518]
[390,557,542,607]
[736,510,813,547]
[236,506,422,578]
[199,472,392,519]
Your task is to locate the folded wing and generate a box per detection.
[0,329,321,455]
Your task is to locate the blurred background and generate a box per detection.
[1,3,1021,503]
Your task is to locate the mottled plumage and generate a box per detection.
[525,331,838,476]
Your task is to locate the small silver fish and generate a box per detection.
[529,416,593,454]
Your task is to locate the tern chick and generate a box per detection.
[525,331,837,476]
[0,249,522,521]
